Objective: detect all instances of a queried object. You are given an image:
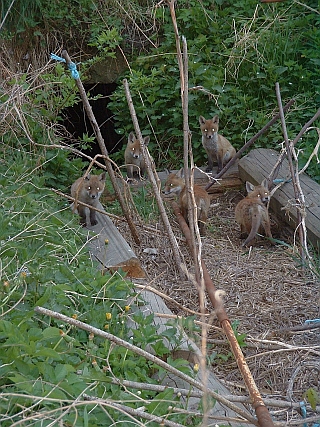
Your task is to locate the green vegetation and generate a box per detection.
[0,146,200,426]
[0,1,319,424]
[0,63,198,425]
[108,0,319,181]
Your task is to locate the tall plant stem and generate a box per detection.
[61,50,140,245]
[275,83,310,262]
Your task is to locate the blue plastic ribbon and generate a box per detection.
[305,318,320,325]
[300,401,320,427]
[273,178,292,184]
[50,53,80,79]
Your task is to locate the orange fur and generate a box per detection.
[124,132,150,179]
[235,179,273,246]
[163,169,210,235]
[199,115,236,173]
[71,172,106,226]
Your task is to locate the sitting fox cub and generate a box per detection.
[235,179,274,247]
[163,168,210,235]
[199,115,236,173]
[125,132,150,179]
[71,172,106,226]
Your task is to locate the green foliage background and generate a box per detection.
[1,0,319,180]
[0,147,192,425]
[107,0,319,181]
[0,0,319,424]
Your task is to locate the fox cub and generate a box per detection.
[163,168,210,235]
[199,115,236,173]
[125,132,150,179]
[71,172,106,226]
[235,179,274,247]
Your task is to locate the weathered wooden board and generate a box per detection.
[128,287,248,424]
[238,148,320,248]
[83,201,146,278]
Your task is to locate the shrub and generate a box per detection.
[108,0,319,180]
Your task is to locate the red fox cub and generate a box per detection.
[71,172,106,226]
[125,132,150,179]
[199,115,236,173]
[163,169,210,235]
[235,179,274,247]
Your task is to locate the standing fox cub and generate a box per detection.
[199,115,236,173]
[235,179,274,247]
[125,132,150,179]
[71,172,106,226]
[163,169,210,235]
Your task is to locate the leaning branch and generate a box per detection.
[34,306,257,424]
[123,78,185,277]
[205,99,295,190]
[61,50,140,245]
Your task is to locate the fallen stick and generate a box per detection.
[34,306,257,424]
[123,78,185,277]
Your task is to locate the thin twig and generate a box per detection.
[34,306,257,424]
[61,50,141,245]
[275,83,310,263]
[205,99,295,190]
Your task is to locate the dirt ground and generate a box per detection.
[112,182,320,422]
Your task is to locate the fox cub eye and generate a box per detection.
[97,187,100,191]
[204,129,208,132]
[88,186,91,190]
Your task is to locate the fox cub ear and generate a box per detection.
[176,168,184,179]
[128,132,136,143]
[100,172,106,181]
[245,181,255,193]
[261,178,270,190]
[199,116,206,125]
[143,136,150,146]
[212,115,219,124]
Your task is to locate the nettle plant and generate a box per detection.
[0,148,197,426]
[108,0,319,180]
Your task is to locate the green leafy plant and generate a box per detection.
[108,0,319,181]
[0,147,198,426]
[303,387,320,411]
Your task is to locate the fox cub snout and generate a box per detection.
[125,132,150,179]
[71,172,106,227]
[235,179,274,247]
[199,115,236,173]
[163,168,210,235]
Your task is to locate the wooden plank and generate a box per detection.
[128,287,247,423]
[238,148,320,248]
[84,201,146,278]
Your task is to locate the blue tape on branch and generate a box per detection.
[50,53,66,63]
[300,401,320,427]
[305,318,320,325]
[273,178,292,184]
[50,53,80,79]
[68,62,80,79]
